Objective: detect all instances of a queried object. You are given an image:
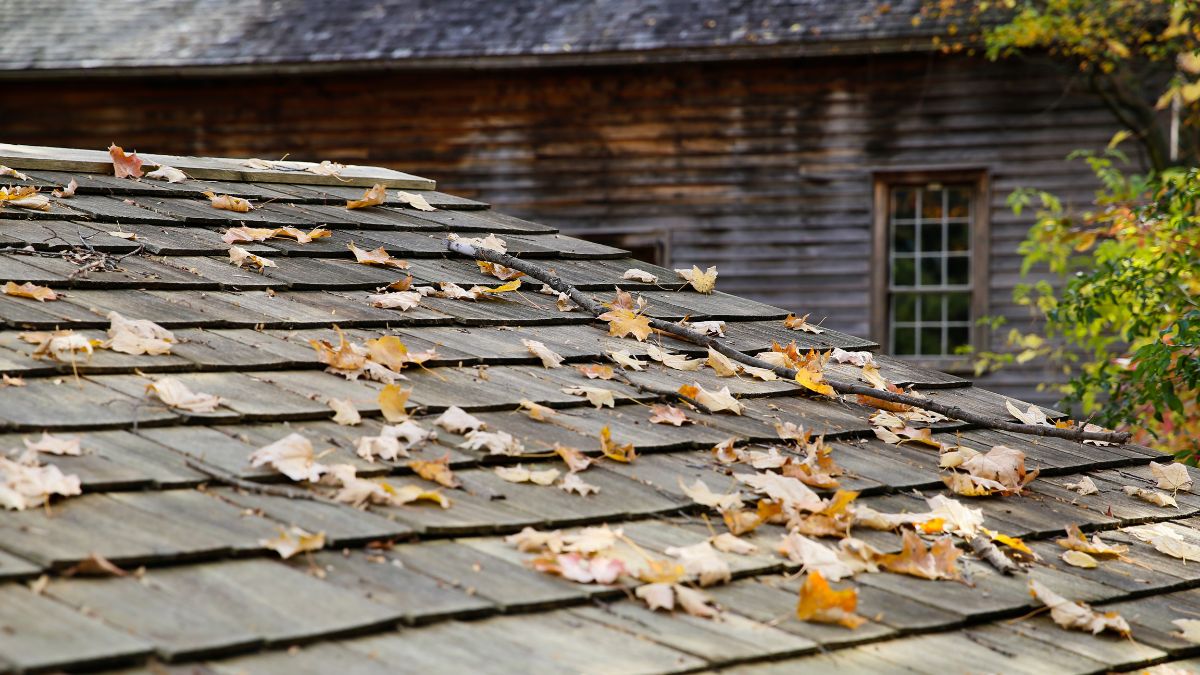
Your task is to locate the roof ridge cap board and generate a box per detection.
[0,143,435,190]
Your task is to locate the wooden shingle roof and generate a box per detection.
[0,145,1196,674]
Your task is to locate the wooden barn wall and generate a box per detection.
[0,55,1122,407]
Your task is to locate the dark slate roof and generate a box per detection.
[2,0,943,75]
[0,145,1194,674]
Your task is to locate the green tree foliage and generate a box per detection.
[931,1,1200,456]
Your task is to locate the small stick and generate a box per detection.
[969,534,1022,576]
[446,240,1131,445]
[184,458,340,505]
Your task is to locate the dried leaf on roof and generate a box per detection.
[436,406,485,433]
[880,530,962,581]
[649,404,690,426]
[561,386,617,409]
[1005,399,1052,427]
[1124,485,1178,507]
[327,398,361,426]
[735,471,823,513]
[146,377,221,413]
[395,190,436,211]
[1124,523,1200,562]
[684,383,744,415]
[477,260,524,281]
[228,245,276,270]
[675,265,718,294]
[460,429,524,456]
[495,465,560,486]
[261,527,325,559]
[105,311,175,355]
[622,268,659,283]
[379,384,412,422]
[1029,579,1130,636]
[607,349,645,370]
[506,527,565,554]
[784,313,825,334]
[795,570,866,629]
[679,478,743,511]
[665,541,731,586]
[1151,461,1193,492]
[0,165,28,180]
[203,191,252,213]
[711,532,758,555]
[706,348,739,377]
[23,432,83,456]
[409,454,460,488]
[249,433,327,482]
[223,225,330,244]
[576,364,614,380]
[599,426,636,463]
[1057,524,1128,557]
[20,330,99,362]
[3,281,58,302]
[1061,550,1099,568]
[778,533,854,581]
[598,307,653,341]
[560,472,600,496]
[635,583,720,618]
[873,425,943,449]
[1064,476,1100,495]
[522,339,564,368]
[346,183,387,209]
[943,445,1038,497]
[519,399,557,421]
[52,178,78,198]
[554,444,593,473]
[793,349,835,397]
[0,186,50,211]
[688,320,726,336]
[108,143,143,178]
[532,552,625,584]
[368,290,422,310]
[145,165,187,183]
[348,242,409,269]
[829,347,874,366]
[645,344,703,371]
[448,233,508,253]
[0,453,81,511]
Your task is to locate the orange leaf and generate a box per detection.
[409,454,460,488]
[202,191,252,213]
[348,242,409,269]
[648,404,690,426]
[599,426,636,463]
[577,364,615,380]
[3,281,58,302]
[309,326,367,371]
[796,570,866,629]
[879,529,962,580]
[346,183,386,209]
[108,143,143,179]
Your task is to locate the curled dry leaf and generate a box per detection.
[261,527,325,560]
[645,345,703,371]
[688,320,726,336]
[679,478,743,511]
[872,425,942,449]
[395,190,436,211]
[145,165,187,183]
[952,445,1039,496]
[223,225,330,245]
[622,268,658,283]
[664,541,731,587]
[795,570,866,629]
[146,377,221,413]
[576,364,614,380]
[778,533,854,581]
[793,350,835,397]
[53,178,78,198]
[506,527,565,554]
[409,454,460,488]
[554,444,593,473]
[23,432,83,456]
[1124,523,1200,562]
[607,349,645,370]
[560,472,600,496]
[0,186,50,211]
[368,291,422,311]
[599,426,636,463]
[1124,485,1178,507]
[636,583,720,618]
[2,374,25,387]
[202,191,252,213]
[1150,461,1193,492]
[784,313,825,334]
[348,242,409,269]
[3,281,58,302]
[354,421,434,462]
[532,552,625,584]
[495,465,561,486]
[328,398,361,426]
[682,383,744,415]
[519,399,557,421]
[829,347,874,366]
[710,532,758,555]
[1029,579,1130,636]
[346,183,387,209]
[19,330,99,362]
[880,530,962,581]
[0,454,82,511]
[675,265,718,294]
[649,404,690,426]
[459,429,524,456]
[1064,476,1100,496]
[108,143,143,178]
[62,553,128,578]
[735,471,824,513]
[249,433,327,483]
[106,311,175,355]
[1057,524,1128,558]
[598,307,653,341]
[0,165,29,180]
[379,384,412,422]
[561,386,616,409]
[522,339,564,368]
[435,406,485,433]
[1005,399,1052,427]
[477,261,525,281]
[448,233,508,254]
[228,245,276,270]
[706,348,739,377]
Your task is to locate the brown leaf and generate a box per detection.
[3,281,58,302]
[409,454,460,488]
[649,404,690,426]
[62,552,128,577]
[879,529,962,580]
[577,364,615,380]
[784,313,825,334]
[346,183,387,209]
[146,377,221,413]
[260,527,325,560]
[795,570,865,629]
[1029,579,1130,636]
[108,143,143,178]
[203,191,252,213]
[348,242,409,269]
[599,426,636,463]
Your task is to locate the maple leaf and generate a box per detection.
[145,165,187,183]
[598,307,653,341]
[1150,461,1192,492]
[561,386,617,409]
[261,527,325,560]
[795,571,866,629]
[388,483,451,508]
[1056,524,1128,558]
[378,384,412,422]
[649,404,690,426]
[560,472,600,496]
[554,444,594,473]
[146,377,221,413]
[249,433,326,482]
[477,261,524,281]
[409,454,460,488]
[622,268,659,283]
[711,437,742,464]
[532,552,625,584]
[105,311,175,355]
[599,426,636,463]
[348,242,409,269]
[203,191,252,213]
[679,478,743,511]
[789,489,859,538]
[646,345,704,371]
[228,245,276,270]
[522,339,564,368]
[310,327,367,372]
[0,454,81,511]
[1029,579,1130,636]
[949,445,1038,495]
[495,465,561,486]
[395,190,436,211]
[19,330,99,362]
[688,383,744,415]
[327,398,361,426]
[664,541,731,586]
[23,432,83,456]
[722,499,782,536]
[576,364,614,380]
[794,353,835,397]
[873,425,943,449]
[459,429,524,456]
[435,406,485,433]
[675,265,718,293]
[879,530,962,580]
[369,291,422,311]
[356,423,430,462]
[1123,485,1178,507]
[607,349,645,370]
[784,313,825,334]
[346,183,387,209]
[52,178,78,198]
[3,281,58,302]
[108,143,143,178]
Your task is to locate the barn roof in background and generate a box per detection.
[0,144,1195,672]
[1,0,948,77]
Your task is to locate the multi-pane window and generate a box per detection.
[887,183,974,357]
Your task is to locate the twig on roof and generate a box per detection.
[184,457,341,505]
[446,239,1132,445]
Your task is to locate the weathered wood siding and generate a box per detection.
[0,54,1121,405]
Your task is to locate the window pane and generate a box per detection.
[948,326,970,353]
[921,188,943,219]
[921,294,943,322]
[948,222,970,252]
[920,257,941,286]
[893,326,916,355]
[893,293,916,322]
[920,327,943,355]
[892,188,916,219]
[948,292,971,322]
[893,224,916,253]
[947,255,970,285]
[947,186,971,218]
[920,223,942,253]
[892,257,915,287]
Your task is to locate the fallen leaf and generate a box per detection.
[249,433,326,482]
[1057,524,1128,558]
[576,364,614,380]
[829,348,874,366]
[387,483,451,508]
[108,144,143,178]
[328,398,361,426]
[872,425,943,449]
[675,265,718,293]
[710,533,758,555]
[261,527,325,559]
[794,352,835,397]
[346,183,387,209]
[348,242,409,269]
[0,185,50,210]
[1124,523,1200,562]
[554,444,594,472]
[61,552,128,578]
[506,527,565,553]
[476,261,525,281]
[395,190,436,211]
[146,377,221,413]
[0,453,81,511]
[784,313,825,334]
[105,311,175,355]
[561,386,617,409]
[607,349,645,370]
[1,374,25,387]
[795,570,866,629]
[706,348,739,377]
[679,478,744,511]
[879,530,962,580]
[1029,579,1130,636]
[0,165,29,180]
[378,384,412,422]
[598,307,653,341]
[1064,476,1100,495]
[19,330,99,361]
[1150,461,1193,492]
[533,552,625,584]
[368,291,422,311]
[409,454,460,488]
[689,383,744,415]
[1005,399,1052,427]
[635,583,720,618]
[459,429,525,456]
[665,541,731,586]
[646,345,704,371]
[495,464,561,486]
[688,320,726,336]
[145,165,187,183]
[3,281,58,302]
[306,160,345,177]
[649,404,690,426]
[1124,485,1178,507]
[436,406,485,433]
[228,245,276,270]
[560,472,600,496]
[203,191,252,212]
[622,268,658,283]
[23,432,83,456]
[523,339,564,368]
[778,533,855,581]
[448,233,508,253]
[735,471,824,513]
[599,426,636,463]
[1061,550,1099,568]
[519,399,557,421]
[53,178,78,198]
[957,445,1038,494]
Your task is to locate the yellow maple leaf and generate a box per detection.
[795,570,866,629]
[675,265,718,294]
[598,307,653,341]
[379,384,412,422]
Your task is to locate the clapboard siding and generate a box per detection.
[0,53,1122,406]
